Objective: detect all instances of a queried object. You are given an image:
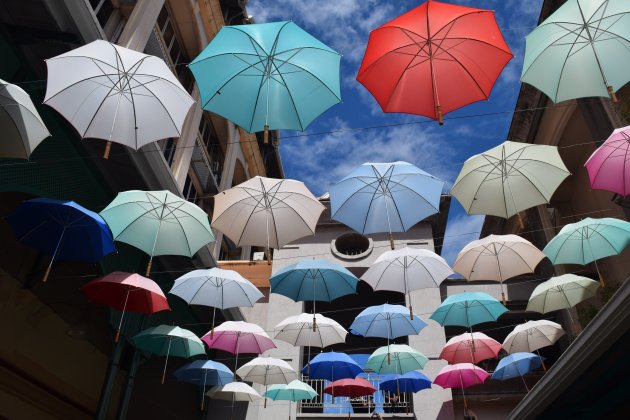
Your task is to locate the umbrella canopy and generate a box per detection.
[202,321,276,355]
[44,40,194,157]
[265,380,318,402]
[173,360,234,387]
[451,141,570,219]
[211,176,324,251]
[440,332,502,364]
[330,162,444,244]
[207,382,262,402]
[303,352,364,381]
[365,344,428,374]
[585,125,630,195]
[100,190,215,276]
[350,304,427,339]
[453,234,546,302]
[503,320,566,354]
[434,363,489,389]
[521,0,630,103]
[189,21,341,136]
[492,353,542,387]
[236,357,298,385]
[526,274,599,314]
[323,378,376,398]
[6,198,116,282]
[430,292,508,328]
[379,371,432,393]
[274,313,347,348]
[357,0,512,124]
[0,78,50,159]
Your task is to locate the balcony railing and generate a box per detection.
[191,136,221,193]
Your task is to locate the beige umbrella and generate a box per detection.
[526,274,599,314]
[454,234,546,303]
[503,320,565,370]
[207,382,262,402]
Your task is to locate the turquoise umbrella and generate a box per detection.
[100,190,215,276]
[521,0,630,103]
[265,380,317,420]
[430,292,508,328]
[189,21,341,141]
[542,217,630,286]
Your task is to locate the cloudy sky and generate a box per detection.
[248,0,544,264]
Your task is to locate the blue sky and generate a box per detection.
[248,0,544,264]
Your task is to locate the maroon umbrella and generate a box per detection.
[324,378,376,418]
[81,271,170,341]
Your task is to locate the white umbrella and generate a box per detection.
[0,79,50,159]
[503,320,565,370]
[207,382,262,402]
[236,356,299,408]
[44,40,194,158]
[361,247,453,317]
[212,176,324,260]
[274,313,347,348]
[526,274,599,314]
[453,234,546,304]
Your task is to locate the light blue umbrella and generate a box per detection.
[303,352,364,381]
[189,21,341,140]
[492,352,543,391]
[429,292,508,328]
[379,371,432,393]
[350,304,426,339]
[543,217,630,286]
[329,162,444,249]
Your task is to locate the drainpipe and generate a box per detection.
[96,338,125,420]
[115,349,142,420]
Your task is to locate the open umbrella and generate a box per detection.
[379,371,432,393]
[330,162,444,249]
[361,247,453,318]
[173,360,234,410]
[169,268,263,337]
[0,78,50,159]
[132,325,205,384]
[6,198,116,282]
[365,344,428,375]
[44,40,194,158]
[585,125,630,196]
[303,352,363,381]
[491,353,543,392]
[503,320,565,370]
[236,356,298,408]
[323,378,376,418]
[100,190,215,276]
[211,177,324,261]
[440,332,502,364]
[521,0,630,103]
[543,217,630,286]
[80,271,170,342]
[430,292,508,328]
[357,0,512,124]
[453,234,546,303]
[451,141,570,223]
[265,380,318,420]
[207,382,262,402]
[526,274,599,314]
[434,363,489,414]
[189,21,341,142]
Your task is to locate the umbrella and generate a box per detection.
[361,247,453,318]
[80,271,170,342]
[503,320,565,370]
[265,380,318,420]
[173,360,234,410]
[434,363,489,413]
[542,217,630,286]
[131,325,205,384]
[450,141,570,222]
[0,78,50,159]
[100,190,215,276]
[357,0,512,124]
[207,382,262,402]
[270,259,358,331]
[491,352,543,391]
[365,344,428,375]
[585,125,630,196]
[302,352,363,381]
[429,292,508,328]
[323,378,375,418]
[189,21,341,142]
[521,0,630,103]
[236,356,299,408]
[440,332,502,364]
[453,234,546,303]
[44,40,194,158]
[379,371,432,393]
[330,161,444,249]
[6,198,116,282]
[526,274,599,315]
[211,177,324,261]
[169,268,263,337]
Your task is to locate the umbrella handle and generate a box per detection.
[103,141,112,159]
[409,305,413,321]
[146,259,153,277]
[436,105,443,125]
[264,125,270,144]
[42,263,53,283]
[388,233,395,250]
[608,86,618,103]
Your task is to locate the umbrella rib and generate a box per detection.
[358,166,387,233]
[268,57,305,131]
[270,55,342,102]
[459,156,505,215]
[382,166,407,230]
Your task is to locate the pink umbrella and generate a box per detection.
[440,332,502,364]
[434,363,489,414]
[585,125,630,196]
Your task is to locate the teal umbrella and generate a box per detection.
[100,190,215,276]
[521,0,630,103]
[265,380,317,420]
[189,21,341,142]
[365,344,428,374]
[542,217,630,286]
[132,325,206,384]
[430,292,508,328]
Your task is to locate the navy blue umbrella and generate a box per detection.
[302,351,363,381]
[6,198,116,282]
[379,371,432,393]
[173,360,234,410]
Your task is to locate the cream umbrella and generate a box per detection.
[453,234,546,304]
[526,274,599,314]
[236,357,299,408]
[207,382,262,402]
[503,320,565,370]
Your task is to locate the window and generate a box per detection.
[162,138,176,165]
[90,0,115,28]
[183,175,199,203]
[331,233,373,260]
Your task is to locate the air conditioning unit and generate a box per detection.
[253,252,265,261]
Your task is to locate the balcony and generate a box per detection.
[191,135,221,194]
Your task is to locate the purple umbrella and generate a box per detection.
[585,125,630,196]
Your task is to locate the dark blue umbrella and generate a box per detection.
[6,198,116,282]
[173,360,234,410]
[379,371,432,393]
[302,351,363,381]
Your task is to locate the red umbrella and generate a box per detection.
[81,271,170,341]
[323,377,376,398]
[357,0,512,124]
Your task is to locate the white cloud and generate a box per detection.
[441,213,485,267]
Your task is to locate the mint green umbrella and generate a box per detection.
[543,217,630,286]
[265,380,317,420]
[521,0,630,103]
[365,344,428,374]
[132,325,206,384]
[100,190,214,276]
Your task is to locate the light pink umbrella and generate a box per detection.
[434,363,489,414]
[440,332,502,364]
[585,125,630,196]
